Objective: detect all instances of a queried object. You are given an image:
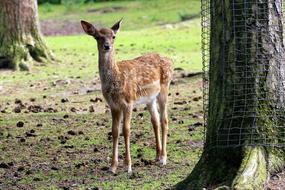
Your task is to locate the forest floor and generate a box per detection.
[0,70,204,189]
[0,0,204,189]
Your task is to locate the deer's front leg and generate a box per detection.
[109,108,122,173]
[122,105,133,173]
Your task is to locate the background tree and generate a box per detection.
[177,0,285,189]
[0,0,53,70]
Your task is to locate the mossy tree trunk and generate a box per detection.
[0,0,53,71]
[176,0,285,189]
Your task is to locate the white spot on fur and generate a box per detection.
[134,92,159,106]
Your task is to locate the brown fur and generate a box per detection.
[101,53,172,105]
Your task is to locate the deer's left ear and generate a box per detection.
[111,18,123,34]
[81,20,98,36]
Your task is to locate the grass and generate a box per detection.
[39,0,201,30]
[0,21,201,85]
[47,20,201,73]
[1,0,201,84]
[0,76,204,189]
[0,0,204,189]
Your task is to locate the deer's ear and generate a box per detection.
[111,18,123,34]
[81,20,97,36]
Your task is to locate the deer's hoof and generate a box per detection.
[123,159,132,173]
[159,157,167,165]
[125,165,132,174]
[127,167,132,174]
[108,167,117,174]
[124,164,132,174]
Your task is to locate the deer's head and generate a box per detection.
[81,19,122,53]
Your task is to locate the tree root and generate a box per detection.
[232,147,267,189]
[0,37,53,71]
[175,146,285,190]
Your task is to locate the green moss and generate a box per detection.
[0,42,44,70]
[267,149,285,172]
[0,29,52,71]
[19,63,30,71]
[232,147,267,190]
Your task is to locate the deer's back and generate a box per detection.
[118,53,173,85]
[116,53,173,104]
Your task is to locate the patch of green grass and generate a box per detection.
[39,0,200,30]
[0,19,201,86]
[1,0,201,85]
[46,19,201,70]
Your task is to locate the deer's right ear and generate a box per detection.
[111,18,123,34]
[81,20,97,36]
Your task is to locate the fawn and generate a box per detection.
[81,19,173,173]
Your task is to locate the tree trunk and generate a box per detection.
[176,0,285,189]
[0,0,53,70]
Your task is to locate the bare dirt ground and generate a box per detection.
[266,170,285,190]
[40,20,84,36]
[0,68,204,189]
[40,6,126,36]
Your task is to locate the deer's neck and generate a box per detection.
[98,50,120,84]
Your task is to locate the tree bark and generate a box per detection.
[0,0,53,70]
[176,0,285,189]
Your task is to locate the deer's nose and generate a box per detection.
[103,44,110,50]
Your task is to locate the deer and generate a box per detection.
[80,19,173,174]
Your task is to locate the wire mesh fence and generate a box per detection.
[201,0,210,144]
[201,0,285,148]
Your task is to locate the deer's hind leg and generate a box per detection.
[157,86,169,165]
[147,99,162,161]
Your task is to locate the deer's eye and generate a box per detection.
[113,36,116,39]
[95,35,102,40]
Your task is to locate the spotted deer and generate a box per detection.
[81,19,173,173]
